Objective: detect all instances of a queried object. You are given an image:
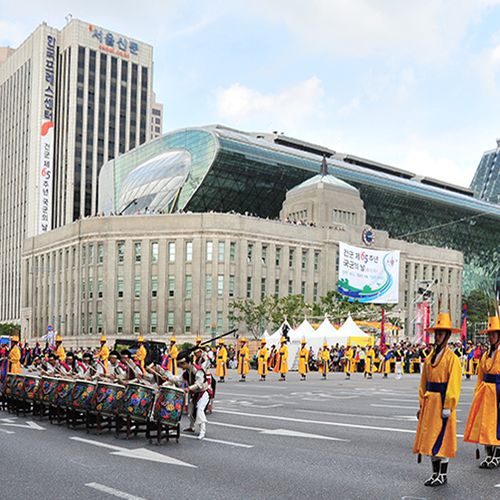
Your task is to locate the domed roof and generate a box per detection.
[288,173,359,194]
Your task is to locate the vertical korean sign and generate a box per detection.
[39,34,56,234]
[337,242,400,304]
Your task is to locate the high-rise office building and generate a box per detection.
[150,91,163,139]
[0,19,153,323]
[471,139,500,205]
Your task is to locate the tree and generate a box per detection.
[228,298,271,339]
[0,323,20,337]
[465,289,491,325]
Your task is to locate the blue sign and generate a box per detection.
[47,325,54,332]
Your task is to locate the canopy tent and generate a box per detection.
[337,316,374,347]
[287,318,316,369]
[264,320,293,346]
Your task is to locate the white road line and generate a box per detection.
[0,428,15,434]
[297,409,418,422]
[85,482,147,500]
[182,433,254,448]
[371,404,418,410]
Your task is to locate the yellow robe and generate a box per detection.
[464,348,474,376]
[298,347,309,376]
[238,346,250,376]
[135,345,147,368]
[344,348,355,374]
[365,348,376,374]
[98,345,110,372]
[413,347,462,458]
[215,346,227,378]
[56,344,66,362]
[274,345,288,374]
[463,349,500,446]
[320,349,330,375]
[166,345,178,375]
[8,345,23,374]
[257,347,269,376]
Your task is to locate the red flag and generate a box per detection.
[380,308,386,353]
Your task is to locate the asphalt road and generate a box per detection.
[0,371,497,500]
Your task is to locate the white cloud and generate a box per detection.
[216,77,325,127]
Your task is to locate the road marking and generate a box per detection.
[495,484,500,488]
[0,420,45,431]
[217,409,419,434]
[0,428,15,434]
[210,421,348,442]
[70,436,196,468]
[85,482,147,500]
[371,404,418,410]
[182,433,253,448]
[297,409,418,422]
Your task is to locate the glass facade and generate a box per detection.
[470,145,500,204]
[99,125,500,292]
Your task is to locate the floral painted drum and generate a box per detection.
[52,379,75,407]
[152,385,184,426]
[3,373,17,397]
[119,382,155,422]
[94,381,125,417]
[23,375,41,401]
[11,374,26,400]
[72,380,97,412]
[39,376,59,404]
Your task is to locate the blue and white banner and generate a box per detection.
[337,242,400,304]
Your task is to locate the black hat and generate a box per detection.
[82,352,93,360]
[66,352,74,358]
[48,353,57,360]
[109,350,120,358]
[121,349,131,357]
[176,350,191,364]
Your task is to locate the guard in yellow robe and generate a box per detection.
[320,341,330,379]
[274,336,288,381]
[8,335,23,374]
[215,339,228,382]
[344,345,355,379]
[134,336,147,369]
[298,339,309,380]
[54,335,66,362]
[464,315,500,468]
[257,339,269,381]
[165,336,178,375]
[463,342,474,379]
[365,346,376,379]
[413,312,462,487]
[97,335,109,373]
[237,338,250,382]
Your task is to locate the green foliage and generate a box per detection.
[464,289,491,325]
[0,323,20,337]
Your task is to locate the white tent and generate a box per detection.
[307,318,348,352]
[337,315,370,338]
[288,319,317,369]
[265,320,293,346]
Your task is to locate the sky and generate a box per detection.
[2,0,500,187]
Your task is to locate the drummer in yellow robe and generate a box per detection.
[257,338,269,381]
[365,345,376,379]
[54,335,66,362]
[463,341,474,379]
[413,312,462,487]
[463,314,500,468]
[97,335,109,373]
[215,339,228,383]
[165,336,178,375]
[274,336,288,381]
[195,335,202,349]
[320,341,330,380]
[298,339,309,380]
[134,336,147,369]
[344,345,355,379]
[8,335,23,374]
[237,337,250,382]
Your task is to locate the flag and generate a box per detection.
[461,303,468,348]
[380,308,386,353]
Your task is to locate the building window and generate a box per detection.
[405,263,410,280]
[313,282,319,302]
[335,251,339,272]
[289,248,295,268]
[217,311,223,332]
[98,244,104,264]
[81,280,86,300]
[229,275,235,297]
[89,245,94,264]
[230,242,236,262]
[314,251,320,271]
[302,250,307,270]
[88,278,94,299]
[262,245,268,264]
[150,311,157,333]
[116,311,124,334]
[134,277,141,298]
[247,243,253,263]
[186,241,193,262]
[151,242,159,264]
[134,242,141,263]
[151,276,158,298]
[301,281,306,296]
[288,280,293,295]
[218,241,225,262]
[117,242,125,264]
[217,275,224,297]
[168,242,176,262]
[261,278,266,299]
[276,247,282,267]
[206,274,212,298]
[97,312,103,333]
[133,312,140,333]
[168,275,175,297]
[205,312,212,332]
[206,241,213,262]
[404,290,408,308]
[167,312,174,333]
[117,277,124,298]
[185,275,193,299]
[97,279,104,299]
[82,245,86,265]
[247,277,252,298]
[275,279,280,296]
[88,312,93,335]
[185,311,192,332]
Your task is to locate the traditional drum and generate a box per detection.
[119,382,155,422]
[152,385,184,427]
[11,374,26,400]
[94,381,125,417]
[23,375,41,401]
[39,376,61,405]
[53,378,75,408]
[72,380,97,412]
[3,373,17,397]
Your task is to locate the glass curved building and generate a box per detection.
[99,124,500,293]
